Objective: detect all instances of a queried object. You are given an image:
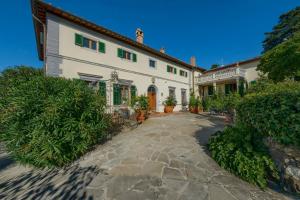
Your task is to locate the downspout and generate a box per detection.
[32,14,47,75]
[192,68,195,94]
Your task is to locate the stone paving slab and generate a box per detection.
[0,113,296,200]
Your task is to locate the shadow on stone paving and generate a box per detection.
[194,113,225,146]
[0,164,101,200]
[0,154,14,172]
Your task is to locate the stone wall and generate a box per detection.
[265,138,300,194]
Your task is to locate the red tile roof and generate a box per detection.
[203,57,260,74]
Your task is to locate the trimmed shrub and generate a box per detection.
[0,74,111,167]
[202,93,241,113]
[237,81,300,146]
[208,125,279,188]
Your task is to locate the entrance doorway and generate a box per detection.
[147,85,156,111]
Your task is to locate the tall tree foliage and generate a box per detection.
[258,33,300,82]
[210,64,220,69]
[263,6,300,52]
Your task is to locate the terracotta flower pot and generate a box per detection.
[164,106,174,113]
[136,110,146,123]
[190,106,199,114]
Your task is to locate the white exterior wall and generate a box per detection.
[240,60,260,83]
[193,70,202,97]
[46,14,192,112]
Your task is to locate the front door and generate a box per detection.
[147,86,156,111]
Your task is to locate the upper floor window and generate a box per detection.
[149,59,156,68]
[180,70,188,77]
[83,37,97,50]
[117,48,137,62]
[167,65,177,74]
[75,33,106,53]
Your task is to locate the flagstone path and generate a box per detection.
[0,113,294,200]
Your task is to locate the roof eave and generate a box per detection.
[31,0,205,71]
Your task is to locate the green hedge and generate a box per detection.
[208,125,278,188]
[237,81,300,146]
[202,93,241,113]
[0,68,111,167]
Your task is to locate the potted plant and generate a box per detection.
[189,94,198,114]
[134,95,149,123]
[163,96,177,113]
[197,97,203,113]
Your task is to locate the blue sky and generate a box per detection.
[0,0,299,71]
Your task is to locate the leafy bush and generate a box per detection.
[133,95,149,111]
[0,66,43,107]
[189,94,197,107]
[0,72,111,167]
[202,93,241,113]
[237,81,300,146]
[163,96,177,106]
[208,125,279,188]
[189,95,202,108]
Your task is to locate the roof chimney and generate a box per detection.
[136,28,144,44]
[160,47,165,53]
[190,56,196,67]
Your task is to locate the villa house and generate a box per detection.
[196,57,260,97]
[31,0,260,112]
[31,0,205,113]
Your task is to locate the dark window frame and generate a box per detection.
[149,59,156,68]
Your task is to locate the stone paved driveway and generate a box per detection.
[0,113,295,200]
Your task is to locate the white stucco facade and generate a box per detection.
[33,1,261,113]
[45,14,196,112]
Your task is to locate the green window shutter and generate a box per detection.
[132,53,137,62]
[117,48,123,58]
[185,72,188,77]
[99,81,106,99]
[113,84,121,105]
[174,68,177,74]
[98,42,105,53]
[75,33,83,46]
[239,82,245,97]
[130,85,136,99]
[208,86,214,96]
[167,65,170,72]
[225,84,230,95]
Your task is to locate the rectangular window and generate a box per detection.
[91,40,96,50]
[149,59,156,68]
[81,36,96,50]
[117,48,137,62]
[75,33,105,52]
[225,83,236,95]
[208,85,214,96]
[113,84,132,105]
[180,70,188,77]
[167,65,177,74]
[169,87,176,98]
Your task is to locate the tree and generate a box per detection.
[211,64,220,69]
[258,33,300,82]
[263,6,300,52]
